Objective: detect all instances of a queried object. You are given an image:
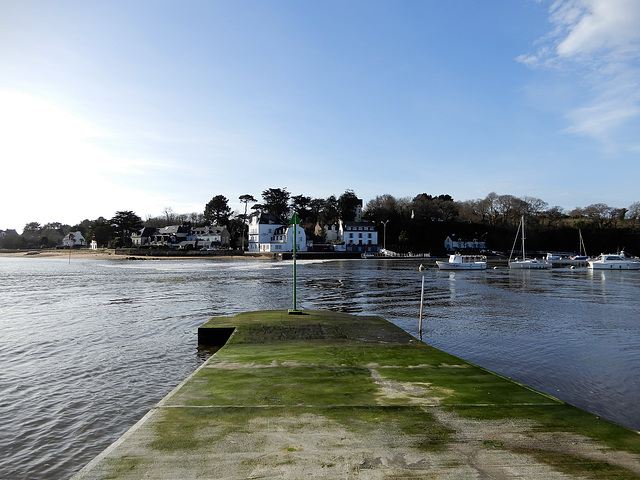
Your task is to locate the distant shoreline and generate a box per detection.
[0,249,270,260]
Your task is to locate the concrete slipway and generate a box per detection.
[72,310,640,479]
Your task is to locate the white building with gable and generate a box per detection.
[248,213,307,253]
[62,231,86,247]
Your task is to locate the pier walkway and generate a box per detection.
[73,310,640,479]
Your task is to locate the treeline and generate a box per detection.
[3,189,640,255]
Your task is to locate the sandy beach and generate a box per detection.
[0,249,266,260]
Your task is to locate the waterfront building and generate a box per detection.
[62,231,86,247]
[248,213,307,253]
[131,227,157,246]
[189,226,230,249]
[444,235,487,253]
[338,220,378,247]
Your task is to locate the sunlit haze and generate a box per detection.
[2,1,640,233]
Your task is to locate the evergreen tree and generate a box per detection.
[204,195,232,226]
[261,188,290,219]
[110,211,143,247]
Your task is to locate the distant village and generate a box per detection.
[0,196,488,255]
[6,187,635,256]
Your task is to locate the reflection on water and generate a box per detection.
[1,257,639,479]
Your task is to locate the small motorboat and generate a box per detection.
[436,254,487,270]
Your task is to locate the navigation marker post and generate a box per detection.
[418,264,424,340]
[288,212,303,315]
[68,233,75,264]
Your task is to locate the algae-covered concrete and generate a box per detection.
[73,310,640,479]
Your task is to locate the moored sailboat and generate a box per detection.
[508,216,550,269]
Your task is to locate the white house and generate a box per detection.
[248,213,307,252]
[258,224,307,253]
[444,235,487,252]
[338,220,378,247]
[321,198,380,250]
[149,225,190,246]
[131,227,157,247]
[189,226,230,249]
[62,231,86,247]
[322,224,340,242]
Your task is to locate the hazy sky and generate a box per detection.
[2,0,640,232]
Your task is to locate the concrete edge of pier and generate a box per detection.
[72,309,640,479]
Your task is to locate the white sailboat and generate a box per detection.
[508,216,550,269]
[545,229,588,267]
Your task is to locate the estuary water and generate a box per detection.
[1,256,639,479]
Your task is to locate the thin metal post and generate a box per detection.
[293,222,297,311]
[418,264,424,340]
[381,220,389,250]
[289,212,300,314]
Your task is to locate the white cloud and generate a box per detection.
[552,0,640,59]
[518,0,640,139]
[564,98,640,136]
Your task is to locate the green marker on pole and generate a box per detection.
[289,212,300,314]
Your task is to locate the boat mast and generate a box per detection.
[579,229,587,257]
[521,216,526,261]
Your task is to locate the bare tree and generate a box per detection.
[582,203,612,228]
[627,202,640,222]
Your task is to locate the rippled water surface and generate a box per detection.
[1,256,639,479]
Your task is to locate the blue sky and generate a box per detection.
[2,0,640,232]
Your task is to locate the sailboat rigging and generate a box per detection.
[508,216,550,269]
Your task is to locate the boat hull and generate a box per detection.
[436,254,487,270]
[436,261,487,270]
[509,260,550,269]
[587,253,640,270]
[588,262,640,270]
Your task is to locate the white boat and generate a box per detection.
[546,229,589,267]
[587,252,640,270]
[436,254,487,270]
[508,216,550,269]
[544,252,588,267]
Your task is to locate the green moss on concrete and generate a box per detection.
[513,448,640,479]
[150,407,273,451]
[451,405,640,453]
[375,365,557,405]
[150,405,456,455]
[79,310,640,479]
[200,310,414,346]
[211,342,453,367]
[318,405,455,451]
[173,366,378,407]
[102,456,144,479]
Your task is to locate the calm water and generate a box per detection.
[1,256,639,479]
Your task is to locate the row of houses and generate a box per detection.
[444,235,487,253]
[248,210,380,253]
[131,225,231,250]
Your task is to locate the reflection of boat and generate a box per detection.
[436,254,487,270]
[508,216,550,269]
[361,249,430,259]
[587,252,640,270]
